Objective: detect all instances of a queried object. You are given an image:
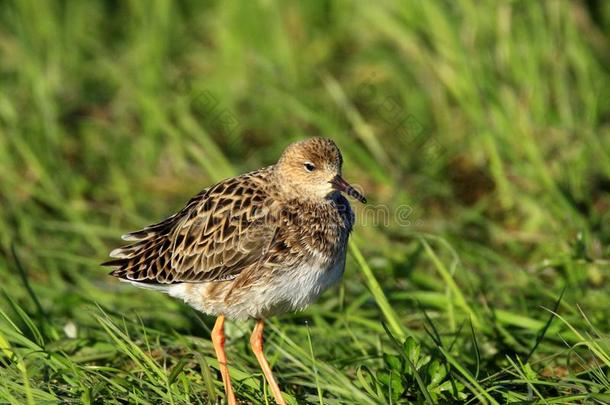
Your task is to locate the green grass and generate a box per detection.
[1,0,609,403]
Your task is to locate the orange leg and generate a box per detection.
[249,319,286,405]
[211,315,237,405]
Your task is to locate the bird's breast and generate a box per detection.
[262,250,347,314]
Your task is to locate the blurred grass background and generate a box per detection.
[1,0,609,403]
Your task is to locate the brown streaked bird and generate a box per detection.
[102,137,366,404]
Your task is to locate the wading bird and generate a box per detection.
[103,138,366,404]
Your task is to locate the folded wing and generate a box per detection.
[102,172,277,284]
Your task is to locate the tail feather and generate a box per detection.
[120,213,180,241]
[102,235,172,283]
[104,188,208,284]
[119,278,172,292]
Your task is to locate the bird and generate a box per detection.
[102,137,366,404]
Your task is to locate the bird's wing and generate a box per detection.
[103,170,278,284]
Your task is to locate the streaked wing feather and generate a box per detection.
[103,169,278,284]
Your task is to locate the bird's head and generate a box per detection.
[275,138,366,204]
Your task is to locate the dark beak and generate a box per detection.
[331,175,367,203]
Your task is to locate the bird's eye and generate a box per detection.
[304,162,316,172]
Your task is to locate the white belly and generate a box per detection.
[166,254,346,320]
[256,258,346,317]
